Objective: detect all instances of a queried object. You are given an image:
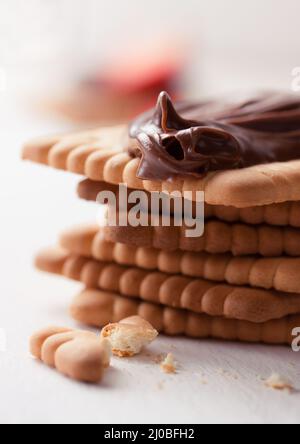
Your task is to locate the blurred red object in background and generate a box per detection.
[94,42,183,94]
[42,40,186,125]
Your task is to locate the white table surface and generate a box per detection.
[0,94,300,425]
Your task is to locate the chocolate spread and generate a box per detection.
[129,91,300,180]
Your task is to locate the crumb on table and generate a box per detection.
[264,373,293,392]
[160,353,176,374]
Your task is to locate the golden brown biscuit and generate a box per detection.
[30,326,111,383]
[59,224,300,293]
[78,178,300,228]
[22,126,127,171]
[36,247,300,323]
[103,221,300,256]
[22,126,300,208]
[70,288,300,345]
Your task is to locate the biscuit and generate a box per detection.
[103,221,300,256]
[70,289,300,345]
[30,326,111,383]
[59,224,300,294]
[22,126,128,171]
[78,178,300,228]
[22,126,300,208]
[101,316,158,357]
[36,247,300,323]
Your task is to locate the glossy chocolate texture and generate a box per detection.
[129,92,300,180]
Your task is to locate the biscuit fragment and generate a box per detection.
[30,326,111,383]
[101,316,158,357]
[70,289,300,345]
[23,126,300,207]
[60,224,300,293]
[36,247,300,323]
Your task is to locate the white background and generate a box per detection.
[0,0,300,425]
[1,0,300,95]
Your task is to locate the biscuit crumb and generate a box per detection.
[101,316,158,357]
[157,381,165,390]
[264,373,293,392]
[160,353,176,374]
[217,368,239,380]
[197,370,207,383]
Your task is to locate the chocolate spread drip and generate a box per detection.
[129,91,300,180]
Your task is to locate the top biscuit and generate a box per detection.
[22,125,300,208]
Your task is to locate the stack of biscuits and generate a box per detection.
[23,119,300,346]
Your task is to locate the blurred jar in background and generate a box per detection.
[43,41,186,125]
[0,1,188,125]
[4,0,297,126]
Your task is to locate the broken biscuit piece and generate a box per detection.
[264,373,293,392]
[30,326,111,383]
[160,353,177,374]
[101,316,158,357]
